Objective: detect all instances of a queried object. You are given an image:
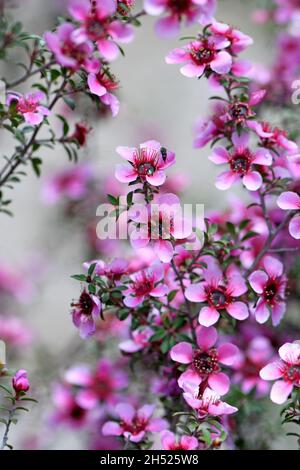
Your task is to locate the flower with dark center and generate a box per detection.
[249,255,287,326]
[71,290,101,339]
[171,325,239,395]
[229,148,252,175]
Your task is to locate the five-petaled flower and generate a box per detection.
[115,140,175,187]
[260,342,300,404]
[249,256,287,326]
[185,261,249,326]
[7,92,50,125]
[123,264,169,307]
[161,430,199,450]
[102,403,168,442]
[277,191,300,240]
[209,132,273,191]
[170,325,239,395]
[88,66,120,117]
[182,385,238,417]
[72,290,102,338]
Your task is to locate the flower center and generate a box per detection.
[134,148,159,179]
[229,103,249,121]
[263,280,278,304]
[120,416,146,435]
[86,17,105,39]
[229,148,252,174]
[208,287,228,309]
[17,99,38,114]
[283,365,300,384]
[168,0,191,14]
[70,404,86,420]
[79,292,94,315]
[192,43,216,65]
[138,162,155,176]
[193,348,219,375]
[133,272,155,297]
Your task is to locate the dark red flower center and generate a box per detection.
[133,148,159,179]
[207,287,229,309]
[70,404,86,420]
[283,365,300,384]
[133,272,155,297]
[192,42,216,65]
[168,0,191,14]
[263,280,278,304]
[193,348,219,375]
[229,102,250,121]
[79,292,94,316]
[229,148,252,174]
[120,416,146,435]
[86,16,105,40]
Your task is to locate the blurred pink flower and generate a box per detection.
[7,91,50,125]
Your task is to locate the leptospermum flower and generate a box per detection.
[144,0,216,38]
[44,23,98,71]
[87,67,120,117]
[115,140,175,187]
[249,256,287,326]
[7,92,50,125]
[183,385,238,417]
[170,325,239,395]
[128,193,194,262]
[69,0,134,61]
[119,326,154,353]
[161,430,198,450]
[209,132,273,191]
[185,262,249,326]
[165,35,233,78]
[71,290,102,338]
[210,20,253,54]
[102,403,168,443]
[12,369,30,395]
[277,191,300,239]
[123,265,169,307]
[260,342,300,405]
[42,164,92,204]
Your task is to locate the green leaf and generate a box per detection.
[31,157,42,177]
[167,290,178,302]
[88,262,97,277]
[107,194,119,206]
[71,274,87,282]
[63,96,75,110]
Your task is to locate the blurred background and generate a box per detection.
[0,0,296,449]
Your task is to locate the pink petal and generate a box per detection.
[181,435,199,450]
[227,275,247,297]
[232,132,249,147]
[260,362,283,381]
[138,404,155,421]
[153,240,173,263]
[185,283,206,302]
[196,325,217,350]
[124,295,144,308]
[102,421,122,436]
[155,16,180,38]
[209,147,229,164]
[208,372,230,395]
[115,164,137,183]
[180,63,205,78]
[262,256,283,278]
[254,300,270,324]
[218,343,239,366]
[243,171,262,191]
[119,339,142,353]
[146,170,166,186]
[249,270,268,294]
[253,148,273,165]
[87,74,106,97]
[68,0,90,21]
[231,59,252,76]
[150,284,168,297]
[144,0,165,16]
[278,342,300,364]
[210,51,232,74]
[271,301,286,326]
[24,112,43,125]
[116,403,135,423]
[215,170,238,190]
[165,48,190,64]
[270,380,293,405]
[277,191,300,210]
[178,369,201,391]
[226,301,249,320]
[289,216,300,240]
[97,39,119,61]
[198,306,220,327]
[116,146,136,161]
[170,342,193,364]
[147,418,168,432]
[161,431,176,450]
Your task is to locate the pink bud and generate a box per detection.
[12,369,30,394]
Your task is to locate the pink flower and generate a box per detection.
[119,326,154,353]
[166,35,232,78]
[185,261,249,326]
[128,193,193,263]
[7,91,50,125]
[44,23,97,71]
[102,403,168,442]
[170,325,239,395]
[87,67,120,117]
[209,132,273,191]
[161,430,198,450]
[115,140,175,186]
[64,359,128,407]
[12,369,30,395]
[42,164,92,204]
[183,385,238,417]
[71,290,102,338]
[260,342,300,405]
[232,336,274,397]
[69,0,134,61]
[123,264,169,307]
[0,316,33,348]
[210,20,253,54]
[277,191,300,240]
[51,383,88,427]
[248,122,298,155]
[144,0,216,38]
[249,256,287,326]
